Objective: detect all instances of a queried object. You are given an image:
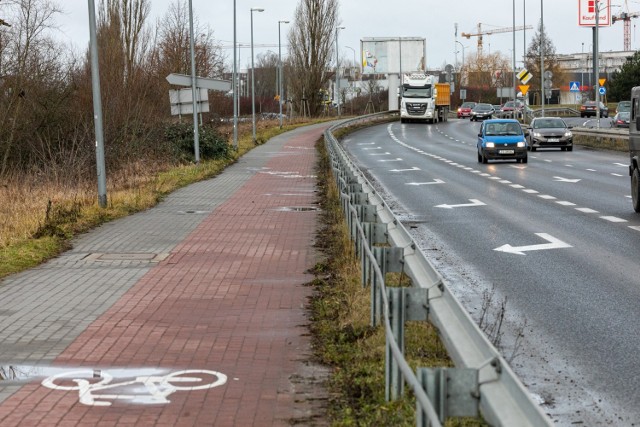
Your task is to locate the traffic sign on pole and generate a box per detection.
[599,78,607,86]
[599,87,606,95]
[519,85,530,96]
[569,81,580,92]
[516,68,532,84]
[166,73,231,91]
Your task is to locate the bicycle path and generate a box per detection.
[0,122,332,426]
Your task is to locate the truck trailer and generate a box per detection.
[399,73,451,124]
[629,86,640,211]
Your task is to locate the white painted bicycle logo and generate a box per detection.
[42,369,227,406]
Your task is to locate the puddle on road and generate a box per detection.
[0,365,166,382]
[273,206,320,212]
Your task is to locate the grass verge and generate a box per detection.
[312,134,486,426]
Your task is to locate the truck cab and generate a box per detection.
[629,87,640,212]
[399,73,449,124]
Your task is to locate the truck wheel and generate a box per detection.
[632,168,640,213]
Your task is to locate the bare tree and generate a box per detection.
[287,0,339,116]
[254,51,278,113]
[462,51,512,103]
[525,20,567,104]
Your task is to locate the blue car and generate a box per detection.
[477,119,528,164]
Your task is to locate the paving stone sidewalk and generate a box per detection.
[0,123,332,426]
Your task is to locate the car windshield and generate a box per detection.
[485,122,522,136]
[474,104,492,111]
[533,119,566,129]
[461,102,475,108]
[618,112,630,120]
[618,101,631,112]
[402,86,432,98]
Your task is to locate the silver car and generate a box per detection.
[527,117,574,151]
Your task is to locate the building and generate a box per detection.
[556,50,636,103]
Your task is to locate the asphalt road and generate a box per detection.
[341,118,640,426]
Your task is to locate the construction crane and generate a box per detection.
[612,0,640,51]
[461,23,533,57]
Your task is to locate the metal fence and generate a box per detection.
[324,112,552,426]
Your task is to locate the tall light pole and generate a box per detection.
[88,0,107,207]
[540,0,545,117]
[250,8,264,144]
[595,0,601,129]
[335,26,345,117]
[512,0,517,119]
[232,0,238,150]
[455,41,466,74]
[581,42,585,93]
[278,20,289,129]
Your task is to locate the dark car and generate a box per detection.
[616,100,631,114]
[527,117,574,151]
[477,119,528,163]
[470,103,495,121]
[580,100,609,118]
[612,111,630,128]
[457,101,477,118]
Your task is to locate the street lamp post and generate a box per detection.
[335,26,345,117]
[232,0,238,150]
[595,0,601,129]
[540,0,545,117]
[250,8,264,144]
[278,20,289,129]
[455,40,465,78]
[512,0,517,119]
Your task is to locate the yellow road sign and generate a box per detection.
[517,69,532,84]
[599,78,606,86]
[519,85,530,96]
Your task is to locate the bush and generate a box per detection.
[164,123,231,162]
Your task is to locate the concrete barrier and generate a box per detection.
[571,127,629,152]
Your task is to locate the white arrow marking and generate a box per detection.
[435,199,486,209]
[614,162,627,167]
[494,233,572,255]
[553,176,581,183]
[390,167,420,172]
[406,179,445,186]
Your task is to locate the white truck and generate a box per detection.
[399,73,450,124]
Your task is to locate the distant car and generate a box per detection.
[477,119,528,164]
[500,100,525,114]
[580,100,609,118]
[616,101,632,114]
[612,111,630,128]
[470,103,495,121]
[527,117,574,151]
[457,101,477,118]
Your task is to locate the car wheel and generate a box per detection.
[482,151,488,164]
[531,147,537,152]
[567,146,573,152]
[633,168,640,213]
[477,151,482,163]
[522,156,528,164]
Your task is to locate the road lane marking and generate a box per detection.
[390,167,420,172]
[406,179,445,186]
[556,201,576,206]
[435,199,486,209]
[576,207,599,213]
[494,233,572,255]
[600,216,627,223]
[554,176,581,183]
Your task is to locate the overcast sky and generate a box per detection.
[53,0,638,71]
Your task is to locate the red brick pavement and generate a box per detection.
[0,126,330,426]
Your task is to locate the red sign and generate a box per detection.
[578,0,611,27]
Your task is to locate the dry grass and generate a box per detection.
[0,118,323,279]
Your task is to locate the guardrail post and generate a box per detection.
[362,222,386,287]
[417,367,479,426]
[372,247,404,326]
[386,287,405,401]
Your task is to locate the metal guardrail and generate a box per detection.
[324,112,552,426]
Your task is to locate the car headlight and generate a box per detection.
[564,131,572,137]
[517,142,525,148]
[457,108,462,112]
[485,142,495,148]
[533,132,542,138]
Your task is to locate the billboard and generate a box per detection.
[360,37,426,75]
[578,0,611,27]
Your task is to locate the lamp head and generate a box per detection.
[251,8,264,12]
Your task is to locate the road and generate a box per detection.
[341,118,640,426]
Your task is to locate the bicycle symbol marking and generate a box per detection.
[41,369,227,406]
